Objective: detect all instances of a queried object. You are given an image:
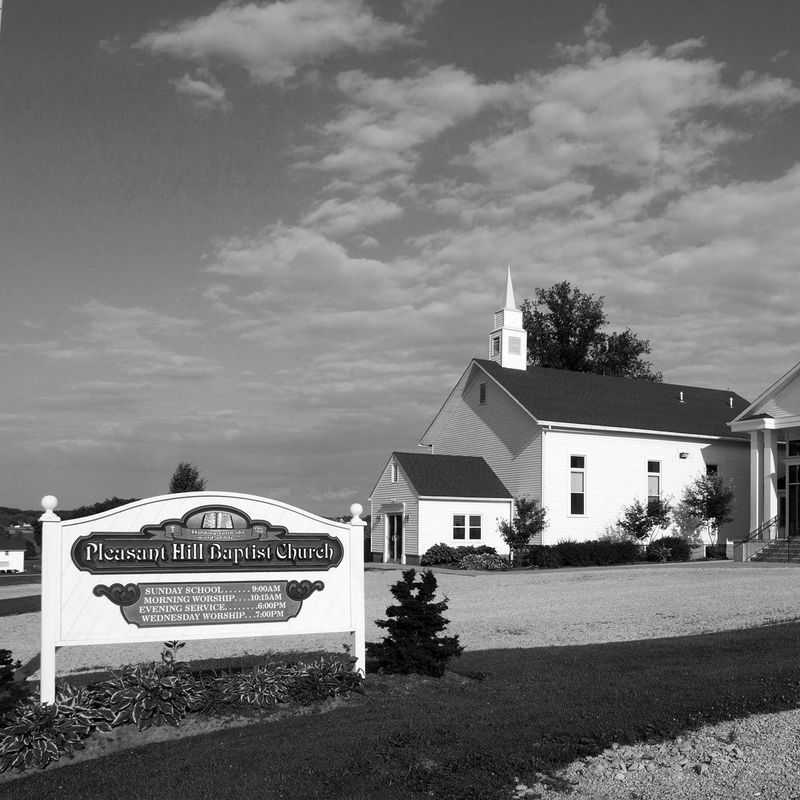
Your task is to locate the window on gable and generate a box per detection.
[647,460,661,512]
[479,382,487,404]
[453,515,466,540]
[570,455,586,515]
[390,463,398,483]
[469,515,481,540]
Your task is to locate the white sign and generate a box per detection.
[39,492,366,703]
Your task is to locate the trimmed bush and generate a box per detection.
[457,553,509,570]
[420,543,497,566]
[517,540,641,568]
[646,536,691,563]
[0,650,30,719]
[420,543,459,565]
[705,544,728,560]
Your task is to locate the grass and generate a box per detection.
[7,619,800,800]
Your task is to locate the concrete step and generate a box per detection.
[751,540,800,562]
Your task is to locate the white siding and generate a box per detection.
[542,429,749,545]
[368,456,419,561]
[417,498,513,557]
[424,364,542,500]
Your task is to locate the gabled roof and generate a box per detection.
[729,356,800,424]
[393,452,512,498]
[473,359,750,440]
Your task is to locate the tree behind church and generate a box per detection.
[169,462,206,493]
[521,281,662,381]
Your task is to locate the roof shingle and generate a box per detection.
[393,452,511,498]
[474,359,749,439]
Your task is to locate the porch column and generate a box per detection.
[763,429,778,538]
[750,431,762,534]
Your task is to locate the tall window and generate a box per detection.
[479,382,487,404]
[647,460,661,511]
[469,515,482,540]
[491,335,501,356]
[570,455,586,515]
[789,441,800,457]
[453,515,465,539]
[390,463,398,483]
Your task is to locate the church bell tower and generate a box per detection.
[488,266,527,371]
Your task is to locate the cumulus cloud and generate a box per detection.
[171,69,231,111]
[402,0,446,24]
[303,65,511,180]
[137,0,409,86]
[301,195,404,235]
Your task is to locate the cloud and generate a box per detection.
[302,65,511,180]
[664,37,706,58]
[137,0,410,86]
[300,195,404,235]
[555,4,612,60]
[466,45,800,192]
[171,69,231,111]
[402,0,446,24]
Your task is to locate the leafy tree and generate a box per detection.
[680,474,735,545]
[520,281,662,381]
[61,497,139,520]
[617,497,672,544]
[499,497,548,563]
[366,569,463,677]
[169,463,206,493]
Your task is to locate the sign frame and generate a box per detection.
[39,492,366,704]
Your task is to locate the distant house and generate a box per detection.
[0,534,26,572]
[369,270,751,563]
[369,452,513,565]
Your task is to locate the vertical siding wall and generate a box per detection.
[417,499,513,556]
[542,429,750,545]
[424,365,542,500]
[369,457,419,561]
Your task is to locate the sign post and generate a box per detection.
[38,492,366,704]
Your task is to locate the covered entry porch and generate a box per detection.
[729,358,800,558]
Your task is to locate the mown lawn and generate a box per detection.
[8,620,800,800]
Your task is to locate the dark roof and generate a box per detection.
[0,534,26,550]
[474,359,750,439]
[393,452,512,498]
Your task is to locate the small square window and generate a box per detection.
[789,441,800,457]
[479,382,487,404]
[647,461,660,474]
[706,464,718,476]
[453,515,466,539]
[570,455,585,469]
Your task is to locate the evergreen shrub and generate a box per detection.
[517,540,641,568]
[420,543,496,566]
[367,569,463,676]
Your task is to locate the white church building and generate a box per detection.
[370,270,757,564]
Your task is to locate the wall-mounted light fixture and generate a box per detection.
[679,452,689,459]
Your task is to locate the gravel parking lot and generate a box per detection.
[4,561,800,676]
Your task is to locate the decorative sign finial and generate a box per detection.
[41,495,58,513]
[350,502,363,520]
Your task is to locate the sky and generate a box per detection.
[1,0,800,513]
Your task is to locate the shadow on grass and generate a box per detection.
[9,621,800,800]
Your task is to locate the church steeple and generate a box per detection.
[488,266,527,370]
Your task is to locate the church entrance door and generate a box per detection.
[387,514,403,562]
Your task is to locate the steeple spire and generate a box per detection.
[488,267,527,370]
[504,264,516,310]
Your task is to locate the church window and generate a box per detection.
[508,336,521,355]
[647,460,661,512]
[491,336,501,356]
[390,463,397,483]
[706,464,718,476]
[453,515,465,539]
[479,382,487,404]
[570,455,586,515]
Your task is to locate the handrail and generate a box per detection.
[739,514,780,544]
